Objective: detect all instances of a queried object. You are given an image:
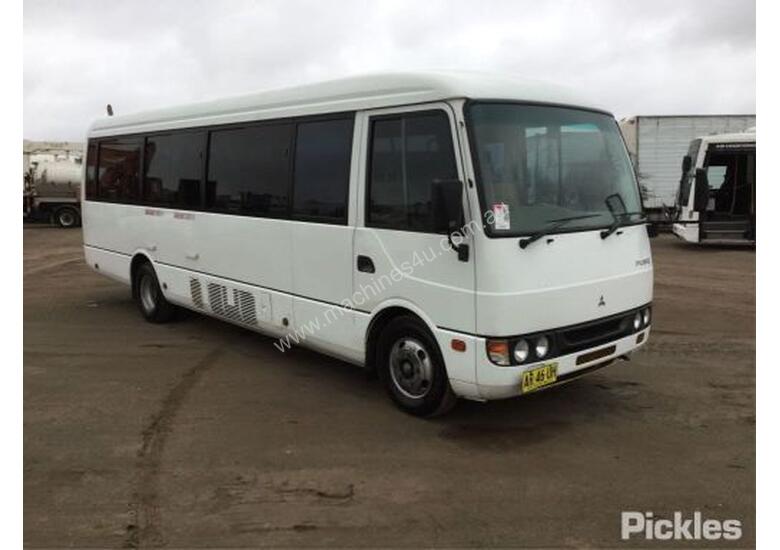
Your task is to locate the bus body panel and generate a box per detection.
[83,245,131,285]
[474,224,653,336]
[83,202,297,337]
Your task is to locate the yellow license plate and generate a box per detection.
[521,362,558,393]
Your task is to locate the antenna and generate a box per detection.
[106,104,114,116]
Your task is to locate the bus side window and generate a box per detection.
[206,124,293,218]
[292,118,353,224]
[144,132,204,209]
[97,139,142,203]
[367,111,457,233]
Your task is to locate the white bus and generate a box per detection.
[82,72,653,416]
[673,129,756,244]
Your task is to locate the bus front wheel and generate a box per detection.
[377,315,457,417]
[133,263,177,323]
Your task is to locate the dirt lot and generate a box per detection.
[23,227,755,548]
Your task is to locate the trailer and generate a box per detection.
[619,115,755,220]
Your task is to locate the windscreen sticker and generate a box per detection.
[492,203,510,230]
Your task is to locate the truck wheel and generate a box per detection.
[54,207,80,228]
[376,315,457,417]
[133,262,177,323]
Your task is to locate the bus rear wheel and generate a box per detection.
[133,263,177,323]
[376,315,456,417]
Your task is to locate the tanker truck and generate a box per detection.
[23,156,82,228]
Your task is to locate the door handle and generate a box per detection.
[356,255,375,273]
[185,252,199,261]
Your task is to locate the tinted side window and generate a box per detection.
[97,139,142,202]
[207,124,293,218]
[368,112,457,232]
[292,118,353,223]
[144,133,204,208]
[85,141,98,200]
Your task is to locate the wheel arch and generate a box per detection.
[129,251,154,299]
[364,299,440,373]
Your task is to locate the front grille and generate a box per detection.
[558,314,632,354]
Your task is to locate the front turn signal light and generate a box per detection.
[486,339,510,366]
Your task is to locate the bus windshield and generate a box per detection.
[468,103,642,237]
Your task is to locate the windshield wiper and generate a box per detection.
[518,214,603,249]
[600,193,646,240]
[600,211,647,240]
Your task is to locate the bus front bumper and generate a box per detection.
[473,327,650,400]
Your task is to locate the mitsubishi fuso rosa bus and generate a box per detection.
[82,72,653,416]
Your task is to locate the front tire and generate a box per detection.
[133,263,177,323]
[376,316,457,417]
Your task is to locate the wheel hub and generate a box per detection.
[139,274,157,314]
[389,338,433,399]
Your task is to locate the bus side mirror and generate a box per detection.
[433,179,469,261]
[681,155,692,174]
[693,168,710,212]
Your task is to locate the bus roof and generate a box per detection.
[88,71,607,137]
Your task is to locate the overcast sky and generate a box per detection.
[23,0,755,141]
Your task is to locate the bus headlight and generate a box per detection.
[643,308,651,326]
[633,312,642,331]
[535,336,550,359]
[513,339,530,363]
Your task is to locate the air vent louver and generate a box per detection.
[189,278,204,309]
[206,282,258,326]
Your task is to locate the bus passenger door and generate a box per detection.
[289,116,362,361]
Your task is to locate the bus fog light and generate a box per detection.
[643,308,651,326]
[513,339,530,363]
[633,312,642,331]
[535,335,550,358]
[487,340,510,366]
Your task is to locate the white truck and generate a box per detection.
[619,115,755,220]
